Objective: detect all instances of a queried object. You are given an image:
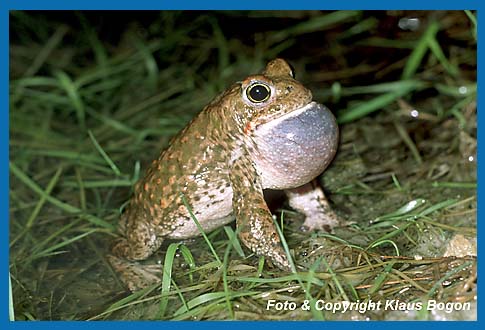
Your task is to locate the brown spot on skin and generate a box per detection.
[169,176,176,185]
[188,159,197,169]
[177,205,186,214]
[156,178,162,185]
[144,183,150,192]
[244,122,254,134]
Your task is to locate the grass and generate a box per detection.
[9,11,476,320]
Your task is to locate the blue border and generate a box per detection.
[2,0,482,10]
[0,321,479,328]
[3,0,481,329]
[2,0,8,325]
[478,6,482,327]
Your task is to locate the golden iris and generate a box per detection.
[246,83,271,103]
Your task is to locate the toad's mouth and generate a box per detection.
[253,101,320,131]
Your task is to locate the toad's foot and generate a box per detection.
[285,180,343,232]
[109,231,164,291]
[107,254,163,292]
[239,228,292,271]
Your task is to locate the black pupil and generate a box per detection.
[249,84,269,102]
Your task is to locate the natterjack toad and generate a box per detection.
[109,59,340,291]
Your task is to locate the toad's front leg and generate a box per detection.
[230,155,291,271]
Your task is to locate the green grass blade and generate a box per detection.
[431,181,476,189]
[401,21,440,79]
[417,199,458,217]
[274,213,324,320]
[23,25,69,77]
[54,70,86,131]
[269,11,360,45]
[181,193,222,265]
[373,198,426,222]
[9,273,14,321]
[88,130,121,176]
[10,166,63,247]
[31,229,98,260]
[368,239,400,256]
[10,162,114,230]
[368,261,396,294]
[427,37,459,77]
[177,245,196,282]
[133,35,159,92]
[233,273,323,286]
[158,242,180,318]
[61,179,132,189]
[223,226,245,257]
[464,10,477,41]
[393,121,423,165]
[173,291,257,317]
[337,83,421,124]
[320,258,349,301]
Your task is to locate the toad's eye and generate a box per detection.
[246,83,271,103]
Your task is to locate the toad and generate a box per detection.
[108,59,340,291]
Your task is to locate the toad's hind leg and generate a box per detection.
[108,219,165,291]
[285,180,342,232]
